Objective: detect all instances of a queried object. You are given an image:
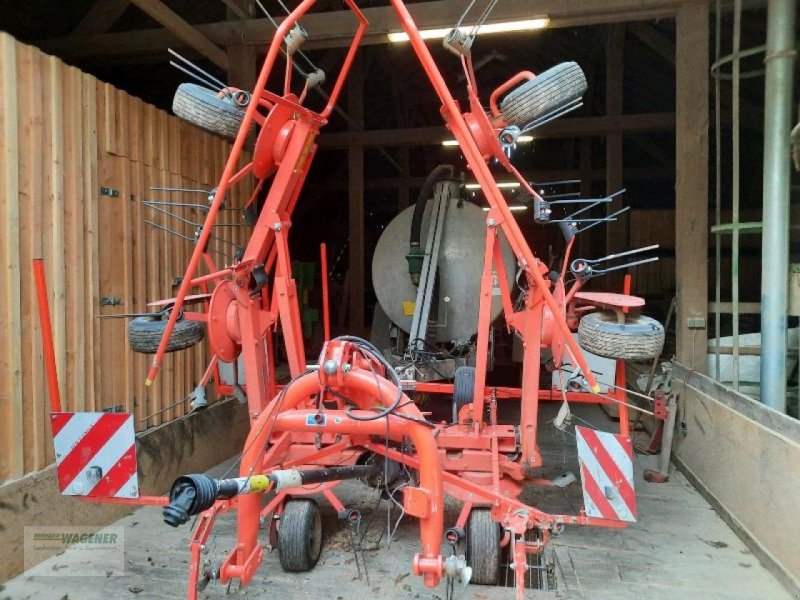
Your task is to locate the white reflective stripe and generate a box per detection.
[576,431,635,522]
[63,417,136,496]
[599,431,634,482]
[53,413,103,464]
[114,472,140,499]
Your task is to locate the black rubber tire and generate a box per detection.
[172,83,246,139]
[499,62,587,128]
[466,508,501,585]
[278,499,323,572]
[453,366,476,412]
[578,311,665,361]
[127,314,205,354]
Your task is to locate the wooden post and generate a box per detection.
[675,3,709,371]
[348,55,365,335]
[605,24,626,288]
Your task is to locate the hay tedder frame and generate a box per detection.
[34,1,665,598]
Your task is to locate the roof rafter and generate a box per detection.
[38,0,682,60]
[71,0,131,36]
[129,0,228,69]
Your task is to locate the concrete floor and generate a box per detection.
[1,404,791,600]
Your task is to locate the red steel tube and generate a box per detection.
[33,259,62,413]
[228,367,444,587]
[273,410,444,586]
[145,0,320,386]
[320,243,331,341]
[387,0,600,394]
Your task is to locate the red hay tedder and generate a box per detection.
[36,1,668,598]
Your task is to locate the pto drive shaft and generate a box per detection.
[163,464,379,527]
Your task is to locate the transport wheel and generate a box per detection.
[172,83,246,139]
[466,508,501,585]
[278,499,323,572]
[127,313,205,354]
[452,366,476,419]
[578,311,664,361]
[499,62,587,129]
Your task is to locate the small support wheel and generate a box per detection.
[578,311,664,360]
[499,62,587,129]
[466,508,501,585]
[278,499,323,572]
[127,313,205,354]
[453,366,476,420]
[172,83,247,139]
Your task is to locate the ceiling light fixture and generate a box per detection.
[482,205,528,211]
[388,18,550,43]
[442,134,533,147]
[466,182,520,190]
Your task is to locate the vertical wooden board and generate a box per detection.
[62,65,86,413]
[47,55,67,412]
[169,168,185,421]
[0,33,24,479]
[95,148,131,410]
[128,96,143,164]
[183,175,204,400]
[168,116,181,175]
[159,166,175,422]
[156,110,168,173]
[143,103,157,168]
[129,160,146,429]
[82,73,100,414]
[17,43,47,472]
[102,82,116,156]
[113,88,129,158]
[143,163,162,427]
[179,121,192,175]
[121,159,136,416]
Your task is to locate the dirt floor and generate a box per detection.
[1,404,791,600]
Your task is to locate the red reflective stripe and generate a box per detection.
[87,444,137,497]
[579,428,636,517]
[50,412,74,438]
[580,463,618,520]
[56,414,129,491]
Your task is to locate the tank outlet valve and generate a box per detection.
[405,243,425,286]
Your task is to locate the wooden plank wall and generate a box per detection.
[629,209,676,296]
[0,34,253,482]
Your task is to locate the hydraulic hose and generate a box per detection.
[407,165,455,285]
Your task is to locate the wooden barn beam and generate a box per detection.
[629,21,675,63]
[128,0,229,69]
[674,1,709,372]
[38,0,683,60]
[308,166,673,192]
[317,112,675,148]
[220,0,249,20]
[71,0,131,36]
[605,23,626,283]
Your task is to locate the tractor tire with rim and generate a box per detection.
[499,62,588,129]
[278,499,323,572]
[578,311,665,361]
[466,508,501,585]
[453,365,476,416]
[127,314,205,354]
[172,83,246,139]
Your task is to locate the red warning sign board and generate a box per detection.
[576,426,636,522]
[51,412,139,498]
